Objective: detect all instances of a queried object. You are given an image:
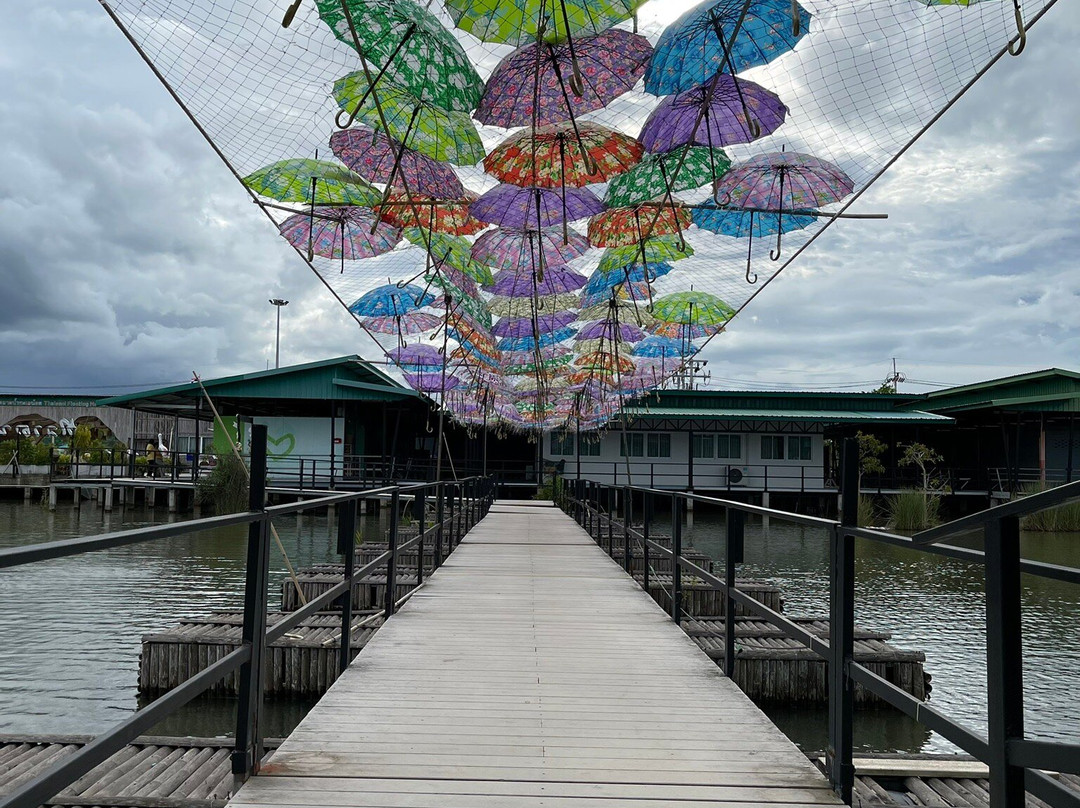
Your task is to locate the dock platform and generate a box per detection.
[227,500,842,808]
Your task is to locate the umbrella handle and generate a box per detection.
[1008,0,1026,56]
[281,0,302,27]
[791,0,800,37]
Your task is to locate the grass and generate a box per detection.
[194,453,249,513]
[857,494,878,527]
[1019,482,1080,531]
[887,489,942,531]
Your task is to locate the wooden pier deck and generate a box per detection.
[227,500,842,808]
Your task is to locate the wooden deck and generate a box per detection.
[227,500,841,808]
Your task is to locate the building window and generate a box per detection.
[579,436,601,456]
[787,435,812,461]
[692,434,714,459]
[550,432,574,456]
[760,435,785,460]
[647,433,671,458]
[620,433,644,457]
[716,434,742,459]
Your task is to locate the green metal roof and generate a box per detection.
[904,369,1080,414]
[621,406,951,425]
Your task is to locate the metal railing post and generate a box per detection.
[622,486,632,573]
[985,515,1025,808]
[724,509,744,678]
[671,493,682,624]
[435,482,445,568]
[642,491,651,591]
[233,425,270,777]
[385,489,400,619]
[828,437,857,804]
[416,488,427,586]
[336,497,357,675]
[607,486,615,555]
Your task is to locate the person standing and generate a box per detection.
[146,440,159,478]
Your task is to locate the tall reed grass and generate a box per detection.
[887,489,942,531]
[1019,483,1080,531]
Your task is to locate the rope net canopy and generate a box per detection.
[101,0,1053,432]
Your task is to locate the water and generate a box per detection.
[0,497,1077,755]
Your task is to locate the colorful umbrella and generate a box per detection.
[388,343,445,370]
[445,0,646,45]
[471,184,605,229]
[497,327,577,353]
[646,0,812,96]
[633,335,694,358]
[492,312,577,338]
[579,300,657,327]
[471,227,590,273]
[378,191,485,236]
[315,0,483,113]
[588,205,692,248]
[489,294,580,318]
[579,281,653,309]
[597,236,694,273]
[405,372,462,392]
[503,349,574,375]
[639,75,787,153]
[573,351,636,373]
[244,159,380,205]
[329,127,464,199]
[403,228,494,286]
[486,267,588,297]
[349,283,436,317]
[576,321,645,342]
[332,76,485,165]
[278,206,401,261]
[605,146,731,207]
[692,203,818,281]
[650,320,720,340]
[585,262,672,292]
[651,290,735,326]
[360,312,443,335]
[484,123,643,188]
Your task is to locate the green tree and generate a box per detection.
[899,442,944,493]
[855,431,886,481]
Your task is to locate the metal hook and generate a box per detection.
[769,229,783,261]
[745,212,758,283]
[1008,0,1026,56]
[282,0,302,27]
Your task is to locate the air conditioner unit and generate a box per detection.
[727,465,750,486]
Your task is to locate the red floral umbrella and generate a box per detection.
[483,123,643,189]
[377,190,485,236]
[588,204,692,248]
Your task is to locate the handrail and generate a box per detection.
[556,437,1080,808]
[0,425,496,808]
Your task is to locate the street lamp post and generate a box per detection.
[269,299,288,368]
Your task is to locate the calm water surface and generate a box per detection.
[0,496,1077,755]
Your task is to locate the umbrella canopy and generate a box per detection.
[489,294,580,318]
[445,0,646,45]
[405,372,462,392]
[378,191,485,236]
[639,75,787,153]
[646,0,812,95]
[332,76,485,165]
[492,312,577,338]
[691,204,818,237]
[244,159,380,205]
[483,123,643,188]
[360,312,443,335]
[605,146,731,207]
[579,300,657,327]
[497,327,577,353]
[471,227,590,272]
[349,283,436,317]
[471,184,605,229]
[632,335,694,358]
[278,206,402,260]
[598,236,694,272]
[486,267,588,297]
[388,343,445,370]
[315,0,483,113]
[477,29,651,126]
[503,349,574,375]
[403,228,494,286]
[329,127,464,199]
[576,320,645,342]
[588,205,692,248]
[651,291,735,326]
[649,320,719,340]
[573,351,636,373]
[585,261,672,291]
[714,152,854,210]
[580,281,653,309]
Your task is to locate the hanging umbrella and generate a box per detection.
[651,290,735,326]
[646,0,812,96]
[445,0,645,45]
[486,267,588,297]
[692,202,818,282]
[377,190,485,236]
[714,151,853,259]
[580,281,653,309]
[315,0,483,113]
[278,206,401,261]
[349,283,436,317]
[503,349,574,375]
[405,372,462,393]
[471,184,604,229]
[360,312,443,335]
[578,300,657,327]
[497,327,577,353]
[576,321,645,342]
[588,205,692,248]
[472,227,590,272]
[585,262,672,292]
[633,335,694,358]
[492,312,577,338]
[650,320,720,340]
[403,228,495,285]
[605,146,731,207]
[598,237,694,273]
[424,275,491,326]
[639,75,787,153]
[489,294,580,318]
[389,343,445,371]
[484,123,643,188]
[329,127,464,199]
[244,159,381,205]
[573,351,636,373]
[332,76,485,165]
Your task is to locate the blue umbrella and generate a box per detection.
[632,335,694,358]
[497,327,577,353]
[646,0,811,96]
[349,284,436,317]
[584,262,672,297]
[692,203,817,283]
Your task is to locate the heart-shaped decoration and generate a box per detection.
[266,433,296,457]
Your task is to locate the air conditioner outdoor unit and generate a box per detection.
[727,465,750,486]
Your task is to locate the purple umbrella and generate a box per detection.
[470,184,604,229]
[405,372,462,393]
[492,311,578,338]
[639,75,787,153]
[471,227,590,272]
[278,206,401,262]
[329,126,464,199]
[486,267,588,298]
[388,344,444,369]
[576,321,645,342]
[477,30,652,128]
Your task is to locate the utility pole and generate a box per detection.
[269,299,288,368]
[677,359,711,391]
[884,357,906,392]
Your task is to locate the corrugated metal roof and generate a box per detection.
[622,407,952,424]
[904,369,1080,414]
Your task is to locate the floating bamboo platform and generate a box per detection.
[639,574,785,616]
[685,617,928,704]
[140,612,383,696]
[279,571,416,612]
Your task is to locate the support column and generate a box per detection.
[168,488,178,513]
[24,487,32,501]
[73,488,81,509]
[104,487,114,512]
[148,487,157,508]
[48,486,57,511]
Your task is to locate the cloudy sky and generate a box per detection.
[1,1,1077,396]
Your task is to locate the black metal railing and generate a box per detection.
[556,438,1080,808]
[0,424,495,808]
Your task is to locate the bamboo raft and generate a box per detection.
[140,612,383,696]
[279,571,416,612]
[685,617,929,704]
[639,574,785,616]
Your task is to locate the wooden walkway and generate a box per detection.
[228,500,843,808]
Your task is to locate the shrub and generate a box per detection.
[888,489,942,531]
[857,494,878,527]
[1019,483,1080,532]
[0,440,54,465]
[195,452,249,513]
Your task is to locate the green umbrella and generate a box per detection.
[597,236,694,274]
[605,146,732,207]
[651,291,735,326]
[404,228,495,286]
[316,0,483,114]
[333,75,485,166]
[243,159,380,205]
[423,272,492,326]
[444,0,647,45]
